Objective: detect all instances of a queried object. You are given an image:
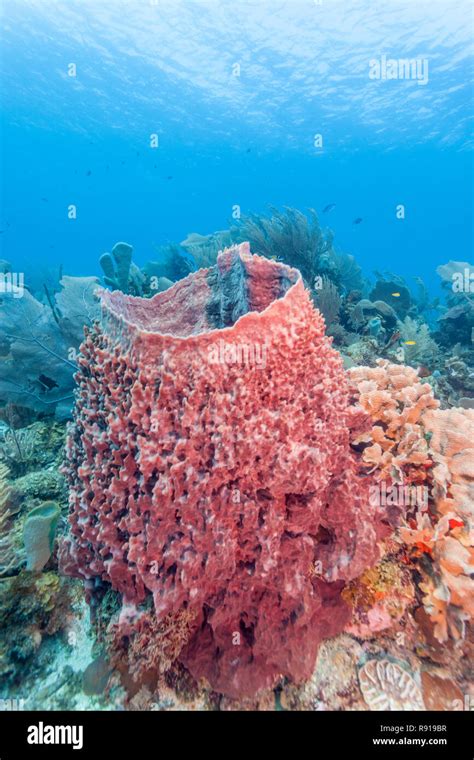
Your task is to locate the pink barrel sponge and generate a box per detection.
[60,243,382,697]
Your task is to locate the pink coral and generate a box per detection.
[60,243,383,698]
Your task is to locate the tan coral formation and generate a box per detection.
[0,461,22,577]
[348,360,474,645]
[342,559,415,639]
[358,658,425,711]
[401,407,474,642]
[349,360,438,484]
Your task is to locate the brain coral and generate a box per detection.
[359,659,425,711]
[60,243,383,698]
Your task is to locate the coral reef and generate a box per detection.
[147,243,194,283]
[313,276,341,330]
[436,260,474,348]
[349,361,474,649]
[401,407,474,643]
[400,316,439,367]
[23,501,60,572]
[60,243,386,698]
[348,298,398,333]
[109,607,197,685]
[100,243,146,295]
[0,571,76,686]
[358,658,425,711]
[0,275,99,418]
[231,207,336,289]
[370,280,412,318]
[180,230,232,269]
[343,558,415,639]
[349,360,438,485]
[1,212,473,711]
[0,462,21,577]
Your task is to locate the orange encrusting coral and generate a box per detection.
[401,408,474,642]
[348,361,474,644]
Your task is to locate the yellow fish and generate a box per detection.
[404,340,417,345]
[391,292,401,297]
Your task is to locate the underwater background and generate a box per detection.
[1,0,473,288]
[0,0,473,712]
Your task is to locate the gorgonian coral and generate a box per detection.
[0,275,99,418]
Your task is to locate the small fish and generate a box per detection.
[38,374,59,390]
[41,197,48,202]
[414,541,433,557]
[384,330,401,349]
[86,169,92,176]
[353,217,363,225]
[322,203,336,213]
[391,292,401,297]
[417,365,431,378]
[404,340,417,346]
[166,175,173,180]
[246,148,251,153]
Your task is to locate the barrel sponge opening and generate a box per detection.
[99,242,300,339]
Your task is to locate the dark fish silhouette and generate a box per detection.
[323,203,336,213]
[41,197,48,202]
[166,176,173,180]
[86,169,92,176]
[38,374,59,390]
[353,217,363,225]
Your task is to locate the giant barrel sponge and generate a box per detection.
[60,242,383,697]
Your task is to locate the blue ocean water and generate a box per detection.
[1,0,473,294]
